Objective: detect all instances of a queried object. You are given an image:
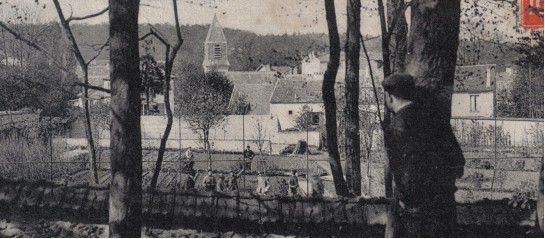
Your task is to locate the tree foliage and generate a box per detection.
[0,63,77,117]
[294,104,315,131]
[175,66,232,168]
[140,46,165,115]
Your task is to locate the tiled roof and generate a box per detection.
[230,84,275,115]
[225,71,279,85]
[270,80,323,104]
[271,66,293,75]
[454,65,496,92]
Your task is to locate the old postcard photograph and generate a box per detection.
[0,0,543,237]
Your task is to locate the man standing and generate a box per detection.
[288,170,299,197]
[202,169,217,191]
[227,169,245,192]
[382,74,465,237]
[255,172,270,195]
[243,146,255,171]
[184,147,194,160]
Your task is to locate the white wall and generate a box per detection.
[270,103,324,130]
[301,58,321,76]
[94,115,320,153]
[451,117,543,148]
[451,92,494,117]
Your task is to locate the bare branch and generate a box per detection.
[0,21,65,69]
[66,7,109,23]
[139,29,169,47]
[85,38,110,65]
[0,22,111,93]
[172,0,183,43]
[360,34,384,129]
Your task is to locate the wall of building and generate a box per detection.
[451,117,543,148]
[270,103,324,130]
[452,92,494,117]
[91,115,320,153]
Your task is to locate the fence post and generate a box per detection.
[50,129,53,181]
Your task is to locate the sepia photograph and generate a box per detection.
[0,0,543,237]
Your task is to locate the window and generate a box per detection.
[213,44,221,59]
[470,95,479,112]
[311,113,320,125]
[288,110,293,115]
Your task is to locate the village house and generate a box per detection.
[452,64,497,118]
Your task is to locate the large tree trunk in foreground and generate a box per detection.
[405,0,461,121]
[108,0,142,237]
[383,0,461,237]
[322,0,349,197]
[382,1,408,236]
[387,0,408,74]
[344,0,362,196]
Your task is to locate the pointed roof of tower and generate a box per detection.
[205,14,227,44]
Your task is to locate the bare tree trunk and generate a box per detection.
[149,47,173,189]
[83,69,99,184]
[405,0,461,122]
[375,1,408,236]
[108,0,142,237]
[344,0,362,196]
[387,0,408,73]
[404,2,461,235]
[204,129,212,169]
[52,0,100,185]
[322,0,349,197]
[148,0,184,190]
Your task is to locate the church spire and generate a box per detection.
[203,14,230,73]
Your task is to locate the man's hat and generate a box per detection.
[381,73,416,100]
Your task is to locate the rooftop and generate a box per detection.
[454,65,496,92]
[229,83,275,115]
[270,80,322,104]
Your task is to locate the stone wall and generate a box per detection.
[0,178,537,227]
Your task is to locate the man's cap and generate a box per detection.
[381,73,416,100]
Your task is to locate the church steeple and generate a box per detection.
[203,14,230,73]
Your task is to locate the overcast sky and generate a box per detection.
[0,0,528,38]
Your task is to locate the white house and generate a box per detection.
[300,51,384,85]
[451,65,496,118]
[269,80,324,130]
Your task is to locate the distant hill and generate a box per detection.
[72,24,338,71]
[1,23,523,73]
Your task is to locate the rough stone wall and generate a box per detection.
[0,178,537,227]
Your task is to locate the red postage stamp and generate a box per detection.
[521,0,544,29]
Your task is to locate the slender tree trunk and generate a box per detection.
[52,0,100,185]
[344,0,362,196]
[381,1,408,236]
[145,87,150,115]
[108,0,142,237]
[204,129,212,169]
[149,0,184,189]
[83,69,99,185]
[322,0,349,197]
[150,52,174,189]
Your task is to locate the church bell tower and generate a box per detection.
[203,14,230,73]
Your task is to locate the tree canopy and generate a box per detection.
[0,63,77,117]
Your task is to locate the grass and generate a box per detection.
[0,134,86,181]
